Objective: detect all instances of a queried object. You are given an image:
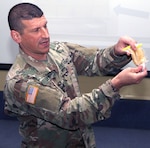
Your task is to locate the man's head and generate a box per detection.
[8,3,50,60]
[8,3,43,34]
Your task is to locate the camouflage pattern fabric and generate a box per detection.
[3,41,131,148]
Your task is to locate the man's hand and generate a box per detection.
[111,66,148,90]
[114,36,137,56]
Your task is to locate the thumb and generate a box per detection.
[134,66,143,73]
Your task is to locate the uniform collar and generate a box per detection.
[19,49,56,73]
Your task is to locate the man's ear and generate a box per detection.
[11,30,21,43]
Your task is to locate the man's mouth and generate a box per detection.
[40,40,50,48]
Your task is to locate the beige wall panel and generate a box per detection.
[1,71,150,100]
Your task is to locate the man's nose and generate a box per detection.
[41,28,49,38]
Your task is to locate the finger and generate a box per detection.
[133,66,143,73]
[123,36,137,50]
[136,66,148,77]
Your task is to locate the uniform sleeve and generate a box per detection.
[97,46,131,75]
[63,42,131,76]
[4,76,120,130]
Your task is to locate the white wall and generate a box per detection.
[1,0,150,69]
[0,0,21,64]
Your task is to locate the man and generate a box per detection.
[3,2,147,148]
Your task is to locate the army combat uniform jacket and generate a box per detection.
[4,41,131,148]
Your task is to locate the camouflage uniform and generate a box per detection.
[4,41,131,148]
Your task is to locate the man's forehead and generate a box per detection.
[21,16,47,28]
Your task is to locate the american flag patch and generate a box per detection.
[26,85,39,104]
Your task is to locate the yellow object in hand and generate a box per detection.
[123,43,146,66]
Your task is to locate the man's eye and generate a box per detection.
[33,28,39,32]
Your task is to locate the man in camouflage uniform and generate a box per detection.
[3,3,147,148]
